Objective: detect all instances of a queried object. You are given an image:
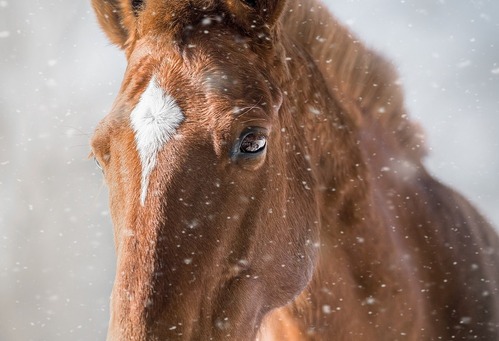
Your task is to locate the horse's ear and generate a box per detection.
[224,0,287,30]
[91,0,144,49]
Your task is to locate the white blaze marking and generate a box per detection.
[130,77,184,205]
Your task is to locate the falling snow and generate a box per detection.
[1,1,498,340]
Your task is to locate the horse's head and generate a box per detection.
[91,1,322,339]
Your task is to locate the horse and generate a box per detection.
[90,0,499,339]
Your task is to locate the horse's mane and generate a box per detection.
[282,0,426,161]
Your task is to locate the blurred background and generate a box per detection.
[0,0,497,340]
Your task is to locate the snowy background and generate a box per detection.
[0,0,498,340]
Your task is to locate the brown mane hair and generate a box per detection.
[283,1,425,162]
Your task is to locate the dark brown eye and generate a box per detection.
[240,133,267,153]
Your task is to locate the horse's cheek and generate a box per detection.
[264,195,319,305]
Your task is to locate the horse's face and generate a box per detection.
[91,1,319,339]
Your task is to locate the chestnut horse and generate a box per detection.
[90,0,499,339]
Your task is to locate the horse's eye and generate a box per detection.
[240,133,267,154]
[231,128,269,168]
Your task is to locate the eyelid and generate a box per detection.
[238,126,269,142]
[234,107,271,126]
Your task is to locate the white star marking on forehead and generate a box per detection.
[130,77,184,205]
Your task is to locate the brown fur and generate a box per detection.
[91,0,499,340]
